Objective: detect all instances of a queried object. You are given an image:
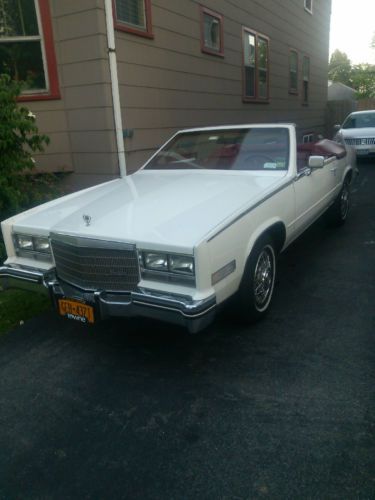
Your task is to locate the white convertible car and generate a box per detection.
[0,124,354,333]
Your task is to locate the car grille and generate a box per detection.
[51,235,139,292]
[344,138,375,145]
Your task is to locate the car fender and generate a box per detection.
[244,217,286,269]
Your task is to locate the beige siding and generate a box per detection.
[24,0,331,187]
[116,0,331,172]
[25,1,118,189]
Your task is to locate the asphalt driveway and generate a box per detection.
[0,161,374,499]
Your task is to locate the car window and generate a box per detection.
[144,128,290,171]
[343,113,375,129]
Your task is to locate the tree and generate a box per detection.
[328,50,352,85]
[351,64,375,99]
[371,32,375,50]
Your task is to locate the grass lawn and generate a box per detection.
[0,289,51,336]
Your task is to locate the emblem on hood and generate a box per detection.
[83,214,92,226]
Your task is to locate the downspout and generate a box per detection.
[104,0,127,177]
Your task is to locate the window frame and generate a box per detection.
[302,133,314,144]
[302,54,310,104]
[304,0,313,14]
[242,27,270,103]
[113,0,154,39]
[200,6,224,58]
[0,0,60,102]
[289,48,299,95]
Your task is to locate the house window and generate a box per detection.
[0,0,59,100]
[304,0,313,14]
[200,6,224,57]
[243,27,269,101]
[302,55,310,103]
[114,0,153,38]
[289,49,298,94]
[303,133,314,143]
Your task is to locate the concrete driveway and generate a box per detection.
[0,161,374,499]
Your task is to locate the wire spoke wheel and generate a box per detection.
[237,236,277,324]
[253,245,275,311]
[340,183,350,220]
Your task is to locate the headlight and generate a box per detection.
[143,252,168,271]
[33,237,51,253]
[169,255,194,275]
[16,234,33,250]
[13,233,52,262]
[141,250,195,285]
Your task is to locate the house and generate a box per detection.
[0,0,332,189]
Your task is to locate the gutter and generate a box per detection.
[104,0,127,177]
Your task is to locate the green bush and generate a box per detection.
[0,74,62,264]
[0,73,51,218]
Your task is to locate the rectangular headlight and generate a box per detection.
[34,237,51,253]
[15,234,33,250]
[13,233,52,262]
[143,252,168,271]
[169,255,194,275]
[140,250,195,286]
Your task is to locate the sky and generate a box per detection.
[329,0,375,65]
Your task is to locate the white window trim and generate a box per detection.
[304,0,313,14]
[0,0,49,94]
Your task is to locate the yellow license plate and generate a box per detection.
[58,299,95,324]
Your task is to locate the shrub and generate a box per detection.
[0,74,61,264]
[0,74,51,217]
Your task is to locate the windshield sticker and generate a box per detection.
[208,136,219,141]
[264,162,278,169]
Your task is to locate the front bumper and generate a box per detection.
[351,145,375,157]
[0,265,216,334]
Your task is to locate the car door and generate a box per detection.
[293,161,336,235]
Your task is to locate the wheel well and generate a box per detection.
[345,170,353,184]
[264,222,286,254]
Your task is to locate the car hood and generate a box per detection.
[11,170,286,251]
[341,127,375,138]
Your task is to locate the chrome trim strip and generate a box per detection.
[50,232,135,251]
[132,299,216,319]
[207,180,294,242]
[295,167,312,181]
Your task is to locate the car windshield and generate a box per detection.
[144,128,290,171]
[342,113,375,129]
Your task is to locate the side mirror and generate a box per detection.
[333,124,341,132]
[308,156,325,169]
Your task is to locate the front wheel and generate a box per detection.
[237,236,277,324]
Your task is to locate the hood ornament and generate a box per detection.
[83,214,92,226]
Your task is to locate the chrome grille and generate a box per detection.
[51,235,139,292]
[344,137,375,145]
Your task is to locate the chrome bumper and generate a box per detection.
[0,265,50,294]
[0,265,216,333]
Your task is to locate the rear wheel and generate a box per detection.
[328,179,350,226]
[237,235,276,323]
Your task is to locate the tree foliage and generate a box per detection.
[328,50,375,99]
[0,73,50,218]
[328,50,352,85]
[351,64,375,99]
